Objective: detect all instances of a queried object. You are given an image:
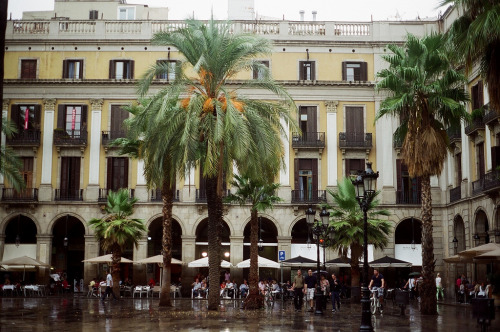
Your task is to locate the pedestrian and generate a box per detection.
[304,269,317,312]
[292,269,305,312]
[330,273,341,312]
[102,272,117,302]
[436,273,444,301]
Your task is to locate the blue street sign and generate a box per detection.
[278,250,286,261]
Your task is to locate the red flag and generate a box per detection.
[24,108,29,130]
[71,108,77,130]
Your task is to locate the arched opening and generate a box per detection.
[291,219,324,262]
[394,218,422,266]
[454,215,466,253]
[2,215,38,283]
[195,218,230,259]
[147,217,183,283]
[242,217,278,280]
[51,215,85,286]
[474,210,490,246]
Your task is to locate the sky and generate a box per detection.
[8,0,449,21]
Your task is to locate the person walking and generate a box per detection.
[304,270,317,312]
[102,272,117,302]
[330,273,341,312]
[436,273,444,301]
[292,269,305,312]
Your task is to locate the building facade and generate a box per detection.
[1,2,499,296]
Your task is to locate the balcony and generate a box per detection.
[472,170,500,197]
[291,132,325,149]
[195,189,230,203]
[98,188,135,203]
[53,129,87,147]
[339,132,372,150]
[102,131,127,146]
[449,186,461,203]
[1,188,38,202]
[483,108,500,128]
[6,130,41,147]
[55,189,83,201]
[150,189,180,202]
[396,190,421,205]
[446,127,461,146]
[464,118,485,136]
[291,190,327,204]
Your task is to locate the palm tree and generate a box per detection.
[442,0,500,111]
[88,189,147,297]
[376,33,469,314]
[138,19,297,310]
[326,178,391,296]
[224,174,282,309]
[1,117,25,190]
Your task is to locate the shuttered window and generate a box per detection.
[156,60,178,81]
[107,157,129,191]
[63,59,84,79]
[252,60,270,80]
[299,106,317,134]
[109,60,135,79]
[60,157,81,198]
[11,105,41,131]
[110,105,128,139]
[342,62,367,81]
[20,59,37,79]
[299,61,315,80]
[471,81,484,111]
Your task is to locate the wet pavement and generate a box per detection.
[0,295,498,332]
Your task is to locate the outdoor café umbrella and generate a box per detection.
[134,255,184,265]
[458,243,500,259]
[236,256,280,269]
[187,257,232,268]
[325,257,352,268]
[368,256,412,268]
[0,255,48,281]
[82,254,134,263]
[473,248,500,263]
[281,256,318,267]
[443,254,472,264]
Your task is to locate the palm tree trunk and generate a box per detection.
[206,175,222,310]
[243,209,263,309]
[420,176,437,315]
[159,179,174,307]
[111,243,121,298]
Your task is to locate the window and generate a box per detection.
[156,60,178,81]
[109,105,128,139]
[476,142,485,179]
[471,81,484,111]
[109,60,134,79]
[118,7,135,20]
[294,158,318,200]
[455,153,462,186]
[21,157,34,189]
[60,157,81,199]
[299,61,315,80]
[89,10,99,20]
[345,106,364,143]
[107,157,129,191]
[57,105,88,136]
[299,106,317,135]
[252,60,269,80]
[396,159,421,204]
[345,159,364,177]
[20,59,37,79]
[342,61,367,81]
[63,59,83,79]
[11,105,41,131]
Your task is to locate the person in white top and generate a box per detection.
[102,272,117,302]
[436,273,444,300]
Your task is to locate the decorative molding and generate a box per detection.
[325,100,338,113]
[90,98,104,110]
[43,98,57,110]
[2,99,9,111]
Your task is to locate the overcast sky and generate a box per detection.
[8,0,449,21]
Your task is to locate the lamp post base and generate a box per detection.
[359,285,373,332]
[314,293,323,315]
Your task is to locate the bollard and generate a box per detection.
[394,289,410,316]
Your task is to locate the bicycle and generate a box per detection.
[264,285,276,308]
[370,288,384,314]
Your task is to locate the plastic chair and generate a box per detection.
[133,286,143,298]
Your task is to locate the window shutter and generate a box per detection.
[107,158,113,190]
[478,81,484,107]
[307,106,317,133]
[396,159,402,191]
[62,60,68,78]
[492,146,500,168]
[60,157,69,193]
[342,62,347,81]
[78,60,84,79]
[33,105,41,128]
[109,60,115,79]
[299,62,304,80]
[129,60,135,79]
[311,61,316,80]
[123,158,129,188]
[360,62,368,81]
[294,158,299,188]
[57,105,65,129]
[312,158,318,192]
[81,105,88,126]
[10,105,20,129]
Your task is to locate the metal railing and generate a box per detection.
[339,132,372,148]
[472,170,500,196]
[98,188,135,202]
[396,190,421,205]
[446,127,461,144]
[195,189,230,203]
[55,189,83,201]
[6,129,41,146]
[291,132,325,148]
[53,129,87,146]
[102,131,127,145]
[450,186,461,203]
[1,188,38,202]
[291,190,327,204]
[464,118,485,136]
[150,189,180,202]
[483,108,499,126]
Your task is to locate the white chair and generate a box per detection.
[133,286,143,298]
[152,286,161,298]
[142,286,151,298]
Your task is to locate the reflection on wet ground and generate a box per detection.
[0,296,498,331]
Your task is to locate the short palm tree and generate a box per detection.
[326,178,391,293]
[442,0,500,111]
[224,174,282,309]
[138,19,297,310]
[376,33,469,314]
[1,117,24,190]
[88,189,146,297]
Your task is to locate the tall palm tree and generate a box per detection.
[376,33,469,314]
[442,0,500,111]
[138,19,297,310]
[224,174,282,309]
[1,117,25,190]
[326,178,391,293]
[88,189,146,297]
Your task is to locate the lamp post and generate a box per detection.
[452,237,458,254]
[63,215,69,248]
[352,162,379,332]
[306,205,334,315]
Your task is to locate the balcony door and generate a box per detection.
[107,157,129,191]
[110,105,128,139]
[396,159,421,204]
[299,106,317,141]
[294,159,318,200]
[57,105,88,137]
[345,106,364,143]
[60,157,81,198]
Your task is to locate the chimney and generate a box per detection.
[312,11,317,21]
[299,10,305,21]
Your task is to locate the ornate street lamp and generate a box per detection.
[15,215,21,247]
[494,229,500,244]
[258,217,264,252]
[452,237,458,254]
[352,162,379,332]
[63,215,69,247]
[474,233,480,246]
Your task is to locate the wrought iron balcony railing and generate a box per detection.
[446,127,462,145]
[6,129,41,146]
[195,189,230,203]
[102,131,127,146]
[396,190,421,205]
[55,189,83,201]
[464,118,485,136]
[98,188,135,202]
[291,132,325,148]
[483,108,500,127]
[339,132,372,148]
[1,188,38,202]
[449,186,461,203]
[291,190,327,204]
[53,129,87,146]
[150,189,180,202]
[472,170,500,196]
